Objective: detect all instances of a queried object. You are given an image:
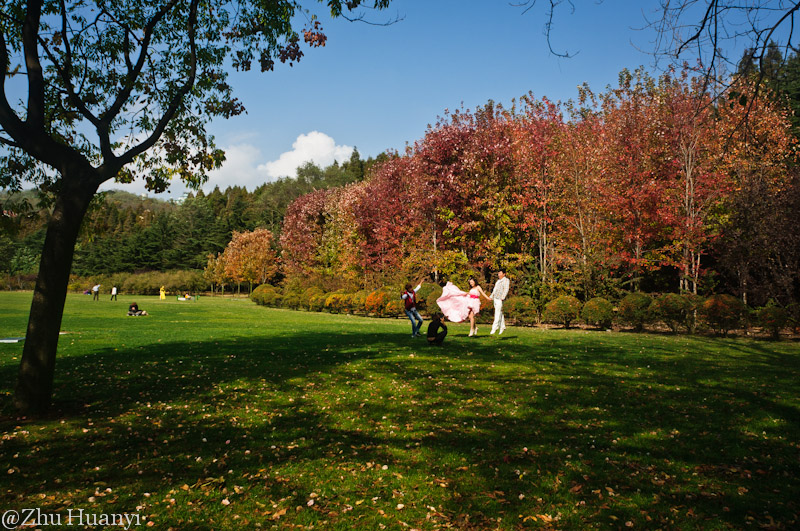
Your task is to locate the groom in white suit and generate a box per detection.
[490,269,510,335]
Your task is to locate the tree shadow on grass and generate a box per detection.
[0,329,798,528]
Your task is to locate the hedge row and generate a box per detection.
[539,293,791,338]
[251,284,417,318]
[67,270,206,296]
[252,284,793,339]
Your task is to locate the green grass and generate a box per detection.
[1,292,798,529]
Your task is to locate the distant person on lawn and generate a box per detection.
[110,286,118,301]
[92,284,100,301]
[402,277,426,337]
[427,313,448,346]
[128,302,148,316]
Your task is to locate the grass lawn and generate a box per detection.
[1,292,798,530]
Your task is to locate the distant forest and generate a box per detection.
[0,149,388,280]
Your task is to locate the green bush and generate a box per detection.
[476,292,493,324]
[424,284,444,316]
[757,305,789,340]
[384,298,405,317]
[701,294,745,336]
[504,296,537,325]
[309,293,327,312]
[324,292,350,314]
[543,295,583,329]
[282,293,302,310]
[350,291,369,315]
[415,282,439,314]
[301,287,325,310]
[649,293,692,333]
[581,297,613,329]
[250,284,282,307]
[618,292,652,332]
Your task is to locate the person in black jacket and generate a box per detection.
[127,302,148,316]
[427,313,448,346]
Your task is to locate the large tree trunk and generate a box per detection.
[14,177,98,414]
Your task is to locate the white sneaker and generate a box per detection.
[499,328,505,335]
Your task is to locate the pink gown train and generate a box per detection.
[436,282,481,323]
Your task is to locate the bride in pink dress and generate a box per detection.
[436,278,491,336]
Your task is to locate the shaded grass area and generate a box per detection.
[1,292,798,529]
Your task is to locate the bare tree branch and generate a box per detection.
[109,0,201,181]
[100,1,180,128]
[512,0,579,58]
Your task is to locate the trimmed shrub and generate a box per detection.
[618,292,652,332]
[365,288,392,316]
[325,292,350,314]
[757,305,789,340]
[581,297,613,329]
[701,294,745,336]
[649,293,691,333]
[415,282,439,314]
[504,296,537,325]
[282,293,302,310]
[309,293,327,312]
[250,284,282,307]
[544,295,583,329]
[476,293,493,324]
[350,291,369,315]
[384,299,405,317]
[301,287,325,310]
[424,284,444,316]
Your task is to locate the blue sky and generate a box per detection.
[106,1,670,197]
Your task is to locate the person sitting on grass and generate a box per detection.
[127,302,148,316]
[427,312,448,346]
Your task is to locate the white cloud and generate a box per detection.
[258,131,353,180]
[204,142,264,191]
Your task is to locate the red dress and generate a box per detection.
[436,282,481,323]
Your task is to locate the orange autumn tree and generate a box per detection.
[223,229,279,294]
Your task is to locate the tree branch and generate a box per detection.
[0,135,21,148]
[43,0,102,129]
[22,0,46,129]
[676,0,718,56]
[108,0,200,180]
[0,18,33,149]
[101,0,180,127]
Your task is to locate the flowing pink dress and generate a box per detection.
[436,282,482,323]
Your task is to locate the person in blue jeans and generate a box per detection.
[401,278,426,337]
